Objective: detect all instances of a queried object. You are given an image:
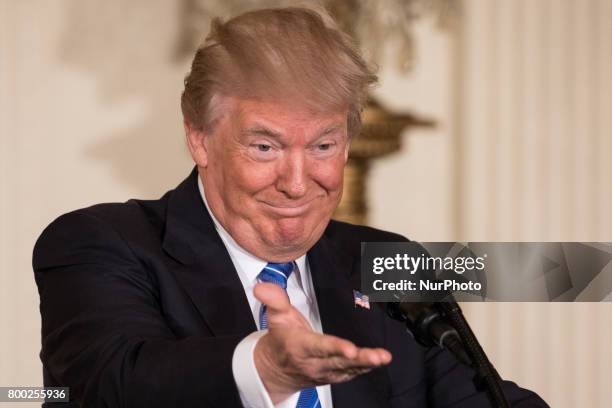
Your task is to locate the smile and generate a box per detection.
[260,198,319,216]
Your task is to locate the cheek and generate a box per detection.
[230,162,277,196]
[311,159,345,192]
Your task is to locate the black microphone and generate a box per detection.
[380,240,472,365]
[386,300,472,366]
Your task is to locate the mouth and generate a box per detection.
[259,197,319,216]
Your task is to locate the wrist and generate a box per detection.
[254,335,298,404]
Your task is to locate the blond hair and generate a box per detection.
[181,6,377,137]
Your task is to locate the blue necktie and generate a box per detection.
[257,262,321,408]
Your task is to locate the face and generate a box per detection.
[185,97,350,262]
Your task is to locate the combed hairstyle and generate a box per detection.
[181,6,377,137]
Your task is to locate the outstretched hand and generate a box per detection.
[253,282,392,404]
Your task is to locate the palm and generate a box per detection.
[252,283,392,404]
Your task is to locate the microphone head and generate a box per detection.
[386,301,442,348]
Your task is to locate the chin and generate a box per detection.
[274,218,308,244]
[276,215,329,247]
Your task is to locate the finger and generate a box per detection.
[313,347,393,374]
[306,355,385,386]
[253,282,291,313]
[308,367,373,386]
[304,333,359,359]
[355,347,393,366]
[325,365,373,378]
[326,349,391,370]
[304,333,393,366]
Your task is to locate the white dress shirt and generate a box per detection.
[198,177,333,408]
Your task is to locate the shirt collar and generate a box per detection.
[197,176,307,286]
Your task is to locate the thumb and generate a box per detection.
[253,282,291,314]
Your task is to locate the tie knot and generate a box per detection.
[257,262,295,289]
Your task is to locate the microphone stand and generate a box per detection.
[388,299,510,407]
[435,301,510,408]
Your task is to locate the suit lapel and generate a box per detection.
[162,168,256,337]
[308,234,391,408]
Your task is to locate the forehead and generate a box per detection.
[231,97,348,132]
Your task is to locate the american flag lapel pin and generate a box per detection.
[353,290,370,310]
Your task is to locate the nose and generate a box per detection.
[276,150,307,198]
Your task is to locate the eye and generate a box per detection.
[318,143,332,151]
[255,144,272,152]
[249,142,278,161]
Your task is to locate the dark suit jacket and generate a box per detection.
[33,168,547,407]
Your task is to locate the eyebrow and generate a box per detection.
[319,124,343,136]
[244,123,345,140]
[244,126,283,139]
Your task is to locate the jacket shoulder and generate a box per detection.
[326,219,409,241]
[32,194,170,273]
[324,219,410,254]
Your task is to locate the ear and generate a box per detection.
[184,119,210,167]
[343,137,351,162]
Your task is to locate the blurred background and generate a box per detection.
[1,0,610,406]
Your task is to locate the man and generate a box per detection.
[33,7,547,408]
